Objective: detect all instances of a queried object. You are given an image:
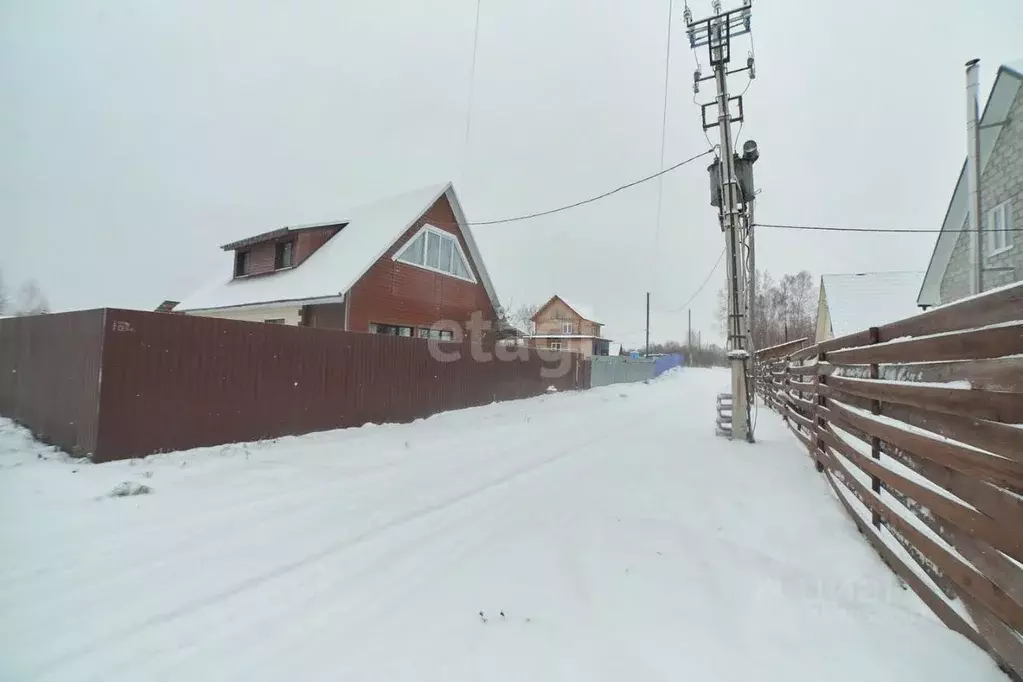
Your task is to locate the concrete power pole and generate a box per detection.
[965,59,983,296]
[687,0,757,442]
[645,292,651,357]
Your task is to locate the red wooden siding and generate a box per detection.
[235,225,341,278]
[294,226,342,266]
[239,241,278,277]
[303,302,346,329]
[346,194,496,335]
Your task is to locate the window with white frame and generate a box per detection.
[561,322,575,334]
[394,225,475,281]
[549,340,562,351]
[986,201,1013,255]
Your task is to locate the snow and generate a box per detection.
[827,475,977,626]
[834,399,1000,458]
[0,370,1003,681]
[175,183,499,313]
[556,297,599,324]
[821,272,924,339]
[926,279,1023,312]
[830,425,977,511]
[827,318,1023,357]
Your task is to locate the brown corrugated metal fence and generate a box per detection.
[0,309,106,456]
[0,309,586,462]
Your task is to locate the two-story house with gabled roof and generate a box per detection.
[175,183,500,339]
[529,295,611,357]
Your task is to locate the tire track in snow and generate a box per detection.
[23,410,634,679]
[1,401,599,620]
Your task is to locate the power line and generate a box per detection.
[655,247,726,314]
[755,222,1023,234]
[463,0,483,149]
[650,0,676,293]
[608,247,726,339]
[467,148,714,226]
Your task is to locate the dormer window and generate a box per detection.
[234,250,250,277]
[275,240,294,269]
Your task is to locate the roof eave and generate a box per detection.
[177,293,345,315]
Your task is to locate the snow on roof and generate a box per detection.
[176,183,499,313]
[918,60,1023,306]
[557,297,600,324]
[822,272,924,338]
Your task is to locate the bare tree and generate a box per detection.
[718,269,817,350]
[14,279,50,316]
[507,303,539,334]
[627,335,727,367]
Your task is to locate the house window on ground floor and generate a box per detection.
[265,318,286,324]
[549,340,562,351]
[417,327,454,341]
[370,322,413,337]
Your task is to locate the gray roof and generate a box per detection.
[822,271,924,338]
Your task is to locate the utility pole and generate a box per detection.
[645,292,651,357]
[688,0,757,442]
[965,59,983,296]
[748,199,756,349]
[688,308,692,366]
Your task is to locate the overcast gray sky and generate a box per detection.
[2,0,1021,347]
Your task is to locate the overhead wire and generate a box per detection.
[652,246,726,314]
[650,0,676,294]
[754,222,1023,234]
[610,246,726,341]
[465,148,714,226]
[463,0,483,150]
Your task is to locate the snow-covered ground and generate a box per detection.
[0,369,1004,681]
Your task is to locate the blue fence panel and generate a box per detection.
[653,353,683,377]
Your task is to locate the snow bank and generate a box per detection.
[0,369,1003,681]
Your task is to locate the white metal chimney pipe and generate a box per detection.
[965,58,983,295]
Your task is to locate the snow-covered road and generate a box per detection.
[0,369,1004,681]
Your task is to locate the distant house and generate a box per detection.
[816,272,924,342]
[529,295,611,357]
[918,60,1022,307]
[176,183,500,339]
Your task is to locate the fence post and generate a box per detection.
[868,326,882,528]
[783,353,792,424]
[815,346,826,473]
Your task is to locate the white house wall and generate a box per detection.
[187,305,304,326]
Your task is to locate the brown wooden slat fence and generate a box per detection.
[0,309,587,462]
[755,282,1023,679]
